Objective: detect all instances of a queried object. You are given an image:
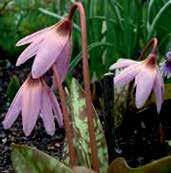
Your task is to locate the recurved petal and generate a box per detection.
[2,84,24,129]
[31,19,71,78]
[49,90,63,127]
[109,59,139,70]
[135,66,156,109]
[21,78,42,136]
[40,87,55,136]
[153,71,164,113]
[55,41,71,82]
[16,38,43,66]
[16,26,51,46]
[114,64,140,87]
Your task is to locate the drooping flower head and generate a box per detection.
[110,52,164,113]
[16,18,72,81]
[160,51,171,78]
[3,75,63,136]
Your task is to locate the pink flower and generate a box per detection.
[2,76,63,136]
[16,19,72,80]
[110,53,164,113]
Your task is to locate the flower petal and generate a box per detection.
[49,91,63,127]
[166,51,171,61]
[22,78,42,136]
[16,26,51,46]
[55,41,71,82]
[16,38,43,66]
[153,71,164,113]
[135,66,156,109]
[160,60,171,78]
[32,20,71,78]
[2,84,24,129]
[40,87,55,136]
[110,59,138,70]
[114,64,140,87]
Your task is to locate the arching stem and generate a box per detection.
[68,2,99,172]
[139,37,158,60]
[52,65,77,167]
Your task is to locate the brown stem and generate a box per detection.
[68,2,99,172]
[139,38,158,60]
[52,65,77,167]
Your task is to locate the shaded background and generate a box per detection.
[1,0,171,172]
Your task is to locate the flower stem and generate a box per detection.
[68,2,99,172]
[52,65,77,167]
[139,37,158,60]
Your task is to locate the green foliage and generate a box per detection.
[37,0,171,79]
[0,0,171,79]
[11,143,96,173]
[11,141,171,173]
[1,0,171,76]
[149,0,171,54]
[72,167,96,173]
[11,144,73,173]
[0,0,57,59]
[6,75,20,101]
[64,78,108,173]
[107,156,171,173]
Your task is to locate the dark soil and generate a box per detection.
[1,61,171,172]
[114,102,171,167]
[0,115,65,173]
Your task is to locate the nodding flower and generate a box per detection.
[16,18,72,81]
[160,51,171,78]
[110,53,164,113]
[2,75,63,136]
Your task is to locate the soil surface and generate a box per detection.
[115,102,171,167]
[1,62,171,172]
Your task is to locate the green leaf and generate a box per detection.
[69,42,113,73]
[38,8,81,32]
[0,1,57,57]
[107,156,171,173]
[64,78,108,173]
[11,144,73,173]
[7,75,20,101]
[147,0,171,39]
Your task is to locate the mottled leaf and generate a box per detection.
[64,78,108,173]
[11,144,73,173]
[72,166,96,173]
[108,156,171,173]
[113,69,131,128]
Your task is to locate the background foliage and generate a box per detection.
[0,0,171,79]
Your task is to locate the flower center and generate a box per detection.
[56,19,72,36]
[145,53,157,68]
